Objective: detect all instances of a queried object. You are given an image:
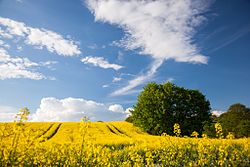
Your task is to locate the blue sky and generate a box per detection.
[0,0,249,121]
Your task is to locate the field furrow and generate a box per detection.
[40,123,62,141]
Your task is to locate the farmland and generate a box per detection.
[0,121,249,166]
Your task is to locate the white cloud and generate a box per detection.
[17,46,23,51]
[31,97,131,122]
[26,28,81,56]
[125,107,133,117]
[111,59,163,96]
[0,47,45,80]
[117,51,124,62]
[39,61,58,70]
[108,104,124,113]
[87,43,98,49]
[0,28,13,39]
[0,39,10,49]
[102,84,109,88]
[109,104,132,118]
[16,0,23,3]
[81,56,123,70]
[0,17,81,56]
[0,105,18,122]
[86,0,211,95]
[112,77,122,82]
[212,110,224,117]
[0,64,44,80]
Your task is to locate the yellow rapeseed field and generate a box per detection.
[0,121,249,166]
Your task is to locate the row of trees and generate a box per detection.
[126,82,250,138]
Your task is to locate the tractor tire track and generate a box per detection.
[36,123,54,139]
[106,124,117,135]
[39,123,62,141]
[46,123,62,140]
[110,124,130,137]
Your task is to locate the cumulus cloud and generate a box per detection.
[81,56,123,70]
[0,47,45,80]
[86,0,211,95]
[125,107,133,117]
[108,104,124,113]
[0,28,13,39]
[0,105,18,122]
[31,97,131,122]
[0,17,81,56]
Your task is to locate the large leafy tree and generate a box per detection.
[217,103,250,137]
[132,82,211,136]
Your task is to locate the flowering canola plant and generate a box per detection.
[0,121,249,166]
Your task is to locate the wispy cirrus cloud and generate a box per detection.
[86,0,212,96]
[81,56,123,70]
[111,59,163,96]
[0,17,81,56]
[209,24,250,53]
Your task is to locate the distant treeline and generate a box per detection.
[204,103,250,138]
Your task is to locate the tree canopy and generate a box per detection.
[217,103,250,137]
[131,82,211,136]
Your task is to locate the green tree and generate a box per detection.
[132,82,211,136]
[125,116,134,123]
[202,114,219,138]
[236,120,250,137]
[217,103,250,137]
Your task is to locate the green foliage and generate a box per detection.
[202,120,216,138]
[125,116,134,123]
[217,103,250,137]
[125,109,134,123]
[235,120,250,137]
[132,82,211,135]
